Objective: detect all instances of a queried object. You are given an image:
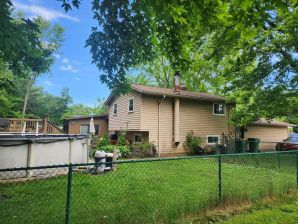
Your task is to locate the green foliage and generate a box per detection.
[96,132,110,148]
[131,142,153,158]
[186,131,201,152]
[97,145,130,158]
[81,0,298,126]
[117,130,127,146]
[62,97,107,119]
[0,4,65,119]
[0,72,73,124]
[0,1,41,74]
[0,59,16,117]
[25,87,72,124]
[137,142,152,151]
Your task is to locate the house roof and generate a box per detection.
[105,83,227,105]
[250,119,295,127]
[64,114,108,121]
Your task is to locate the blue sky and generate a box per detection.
[13,0,110,106]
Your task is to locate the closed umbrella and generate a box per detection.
[89,117,95,134]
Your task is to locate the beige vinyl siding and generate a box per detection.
[141,96,175,154]
[141,96,233,156]
[140,95,158,146]
[179,99,231,150]
[159,98,174,154]
[245,125,288,151]
[108,91,142,131]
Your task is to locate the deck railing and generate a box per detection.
[0,117,64,134]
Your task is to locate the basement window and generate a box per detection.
[128,98,134,112]
[213,103,225,115]
[133,133,142,143]
[207,135,220,145]
[113,103,118,115]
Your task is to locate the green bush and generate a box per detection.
[96,132,110,147]
[131,142,153,158]
[186,131,201,153]
[138,142,152,151]
[97,145,131,158]
[117,130,127,146]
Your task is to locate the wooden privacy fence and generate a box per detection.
[0,117,64,134]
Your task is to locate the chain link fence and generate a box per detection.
[0,150,297,224]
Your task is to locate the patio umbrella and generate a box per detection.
[89,117,95,134]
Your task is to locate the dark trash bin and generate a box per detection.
[235,139,246,153]
[247,138,260,153]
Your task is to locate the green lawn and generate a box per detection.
[0,154,296,224]
[224,192,298,224]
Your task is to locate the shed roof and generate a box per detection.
[250,119,295,127]
[64,114,108,121]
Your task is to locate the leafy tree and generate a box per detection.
[62,97,107,119]
[59,1,298,127]
[26,87,72,124]
[0,59,17,117]
[0,1,41,74]
[20,17,64,117]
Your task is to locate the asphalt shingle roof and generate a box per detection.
[130,83,226,101]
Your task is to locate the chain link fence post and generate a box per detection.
[218,154,222,201]
[65,164,73,224]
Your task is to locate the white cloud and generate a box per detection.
[75,76,81,81]
[13,1,79,22]
[54,53,60,59]
[44,80,54,86]
[62,58,69,64]
[60,64,78,73]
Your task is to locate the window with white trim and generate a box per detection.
[206,135,220,144]
[134,133,142,143]
[113,103,118,115]
[213,103,225,115]
[128,98,134,112]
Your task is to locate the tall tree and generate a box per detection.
[20,17,64,117]
[0,1,41,74]
[60,0,297,126]
[26,87,72,124]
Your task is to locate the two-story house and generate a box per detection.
[105,73,235,156]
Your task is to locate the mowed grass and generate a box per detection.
[0,154,296,224]
[224,191,298,224]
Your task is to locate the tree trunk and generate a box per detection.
[22,74,37,118]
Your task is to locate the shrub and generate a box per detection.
[131,142,153,158]
[96,132,110,147]
[97,145,131,158]
[117,130,127,146]
[186,131,201,153]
